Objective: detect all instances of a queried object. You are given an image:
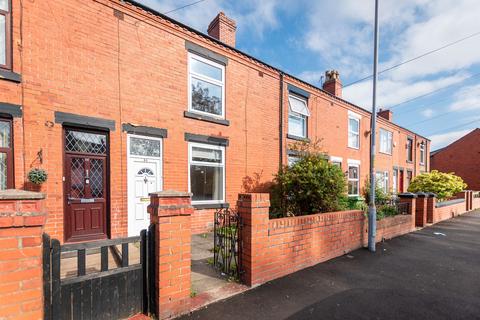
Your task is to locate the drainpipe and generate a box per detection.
[279,72,284,167]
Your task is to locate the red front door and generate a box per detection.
[64,128,108,242]
[399,170,404,193]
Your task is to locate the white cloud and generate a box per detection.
[429,128,472,150]
[137,0,286,37]
[421,108,434,118]
[449,84,480,111]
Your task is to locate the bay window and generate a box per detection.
[379,129,392,154]
[0,0,11,70]
[288,94,309,138]
[189,142,225,204]
[188,53,225,118]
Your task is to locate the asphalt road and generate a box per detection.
[179,210,480,320]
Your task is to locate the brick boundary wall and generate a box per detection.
[191,209,215,235]
[148,191,193,320]
[0,190,46,320]
[473,192,480,210]
[239,193,414,287]
[432,198,467,223]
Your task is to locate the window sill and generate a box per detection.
[193,203,229,210]
[379,151,392,156]
[0,69,21,83]
[348,145,360,150]
[287,134,310,142]
[406,160,413,164]
[184,111,230,126]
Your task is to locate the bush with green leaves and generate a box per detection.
[363,179,391,206]
[408,170,467,201]
[270,141,347,217]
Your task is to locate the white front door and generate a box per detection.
[127,135,163,236]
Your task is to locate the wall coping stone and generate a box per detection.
[0,189,45,200]
[435,198,465,208]
[416,192,428,198]
[149,190,192,198]
[398,192,417,198]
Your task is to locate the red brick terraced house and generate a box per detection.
[430,128,480,191]
[0,0,430,243]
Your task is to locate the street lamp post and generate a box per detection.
[368,0,380,252]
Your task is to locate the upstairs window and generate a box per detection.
[407,137,413,162]
[0,0,12,70]
[420,142,425,165]
[288,94,309,138]
[188,53,225,118]
[348,115,360,149]
[379,129,392,154]
[189,142,225,204]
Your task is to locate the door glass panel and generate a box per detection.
[89,159,104,198]
[65,130,107,155]
[0,153,6,190]
[0,120,10,148]
[70,158,85,198]
[130,137,160,157]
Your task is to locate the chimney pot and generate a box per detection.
[323,70,342,98]
[208,12,237,47]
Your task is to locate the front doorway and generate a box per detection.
[399,169,405,193]
[63,128,109,242]
[127,134,163,236]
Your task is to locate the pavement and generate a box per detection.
[179,210,480,320]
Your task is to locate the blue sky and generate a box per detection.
[138,0,480,150]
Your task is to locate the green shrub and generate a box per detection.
[408,170,467,201]
[363,179,391,206]
[377,205,397,220]
[270,141,347,217]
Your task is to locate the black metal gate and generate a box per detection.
[43,226,156,320]
[213,207,242,280]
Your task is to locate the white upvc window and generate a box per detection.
[188,142,225,204]
[287,154,301,166]
[379,129,393,154]
[330,156,343,168]
[348,164,360,196]
[288,94,310,138]
[348,113,360,149]
[420,142,425,165]
[392,169,398,194]
[375,171,389,193]
[188,52,225,118]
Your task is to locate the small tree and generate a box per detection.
[408,170,467,201]
[270,140,347,217]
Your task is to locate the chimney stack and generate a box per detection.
[378,108,393,121]
[208,12,237,47]
[323,70,342,98]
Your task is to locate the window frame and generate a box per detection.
[287,94,309,139]
[406,170,413,189]
[419,142,425,165]
[376,171,389,193]
[347,164,360,197]
[188,142,226,205]
[0,0,12,70]
[406,137,414,162]
[0,117,14,189]
[187,52,226,119]
[348,115,360,149]
[379,128,393,155]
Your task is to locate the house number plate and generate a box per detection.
[140,197,150,202]
[80,198,95,203]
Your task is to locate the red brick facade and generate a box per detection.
[0,0,430,243]
[430,128,480,191]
